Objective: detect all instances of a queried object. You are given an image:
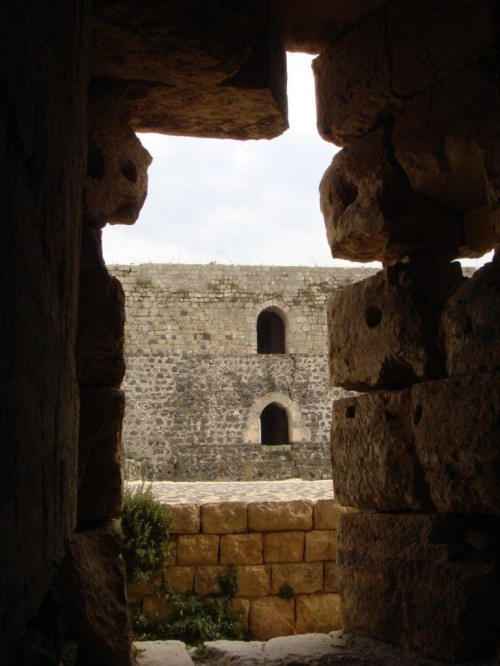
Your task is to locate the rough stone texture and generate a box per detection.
[324,563,339,593]
[78,387,125,522]
[313,499,344,530]
[163,567,194,594]
[412,372,500,514]
[129,497,341,640]
[235,565,272,597]
[442,260,500,376]
[263,532,305,563]
[77,229,126,388]
[201,631,495,665]
[0,1,90,660]
[272,563,323,595]
[272,0,387,54]
[248,501,313,532]
[231,598,250,634]
[249,597,295,641]
[313,1,496,145]
[305,531,337,563]
[135,641,194,666]
[164,504,201,535]
[176,535,219,566]
[332,373,500,514]
[108,264,374,482]
[320,128,465,264]
[202,502,248,534]
[92,1,288,139]
[327,259,465,391]
[331,389,431,512]
[295,594,342,634]
[55,521,132,665]
[83,88,152,228]
[220,534,263,565]
[194,566,227,596]
[338,513,500,662]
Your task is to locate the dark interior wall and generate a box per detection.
[0,0,90,659]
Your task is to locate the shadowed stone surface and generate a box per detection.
[338,513,500,662]
[320,128,461,264]
[135,640,194,666]
[327,259,464,391]
[442,259,500,376]
[92,0,288,138]
[83,88,152,228]
[76,228,126,387]
[78,387,125,522]
[332,372,500,513]
[55,521,132,666]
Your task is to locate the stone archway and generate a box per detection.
[244,392,310,445]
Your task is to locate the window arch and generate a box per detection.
[257,308,285,354]
[260,402,289,445]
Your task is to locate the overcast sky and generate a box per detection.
[103,53,348,267]
[103,53,491,270]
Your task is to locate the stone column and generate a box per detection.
[56,87,152,665]
[314,1,500,661]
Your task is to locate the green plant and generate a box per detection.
[121,484,172,583]
[277,583,295,600]
[284,450,294,463]
[131,569,242,645]
[136,278,152,288]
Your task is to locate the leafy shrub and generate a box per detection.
[121,484,172,583]
[130,569,242,645]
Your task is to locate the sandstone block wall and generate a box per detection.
[128,498,347,640]
[109,264,375,481]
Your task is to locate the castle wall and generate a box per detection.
[109,264,375,481]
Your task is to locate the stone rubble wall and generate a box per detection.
[109,264,376,481]
[128,498,347,640]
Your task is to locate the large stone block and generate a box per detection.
[249,597,295,640]
[231,598,250,634]
[55,521,132,665]
[295,593,342,634]
[201,502,247,534]
[412,372,500,514]
[78,387,125,522]
[163,504,200,535]
[331,389,430,511]
[163,566,194,594]
[338,513,500,661]
[313,499,347,530]
[76,228,125,387]
[327,260,464,391]
[194,566,227,595]
[83,88,152,228]
[305,531,337,562]
[332,373,500,513]
[248,500,313,531]
[92,1,288,139]
[263,532,304,563]
[176,535,219,566]
[441,260,500,376]
[324,563,339,593]
[220,534,263,565]
[272,563,323,595]
[313,1,495,145]
[320,128,461,264]
[235,565,272,597]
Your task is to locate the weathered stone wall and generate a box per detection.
[109,264,375,481]
[0,1,90,661]
[315,0,500,660]
[128,498,346,640]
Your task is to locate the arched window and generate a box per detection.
[257,309,285,354]
[260,403,289,445]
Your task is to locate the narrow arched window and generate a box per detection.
[260,403,289,445]
[257,310,285,354]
